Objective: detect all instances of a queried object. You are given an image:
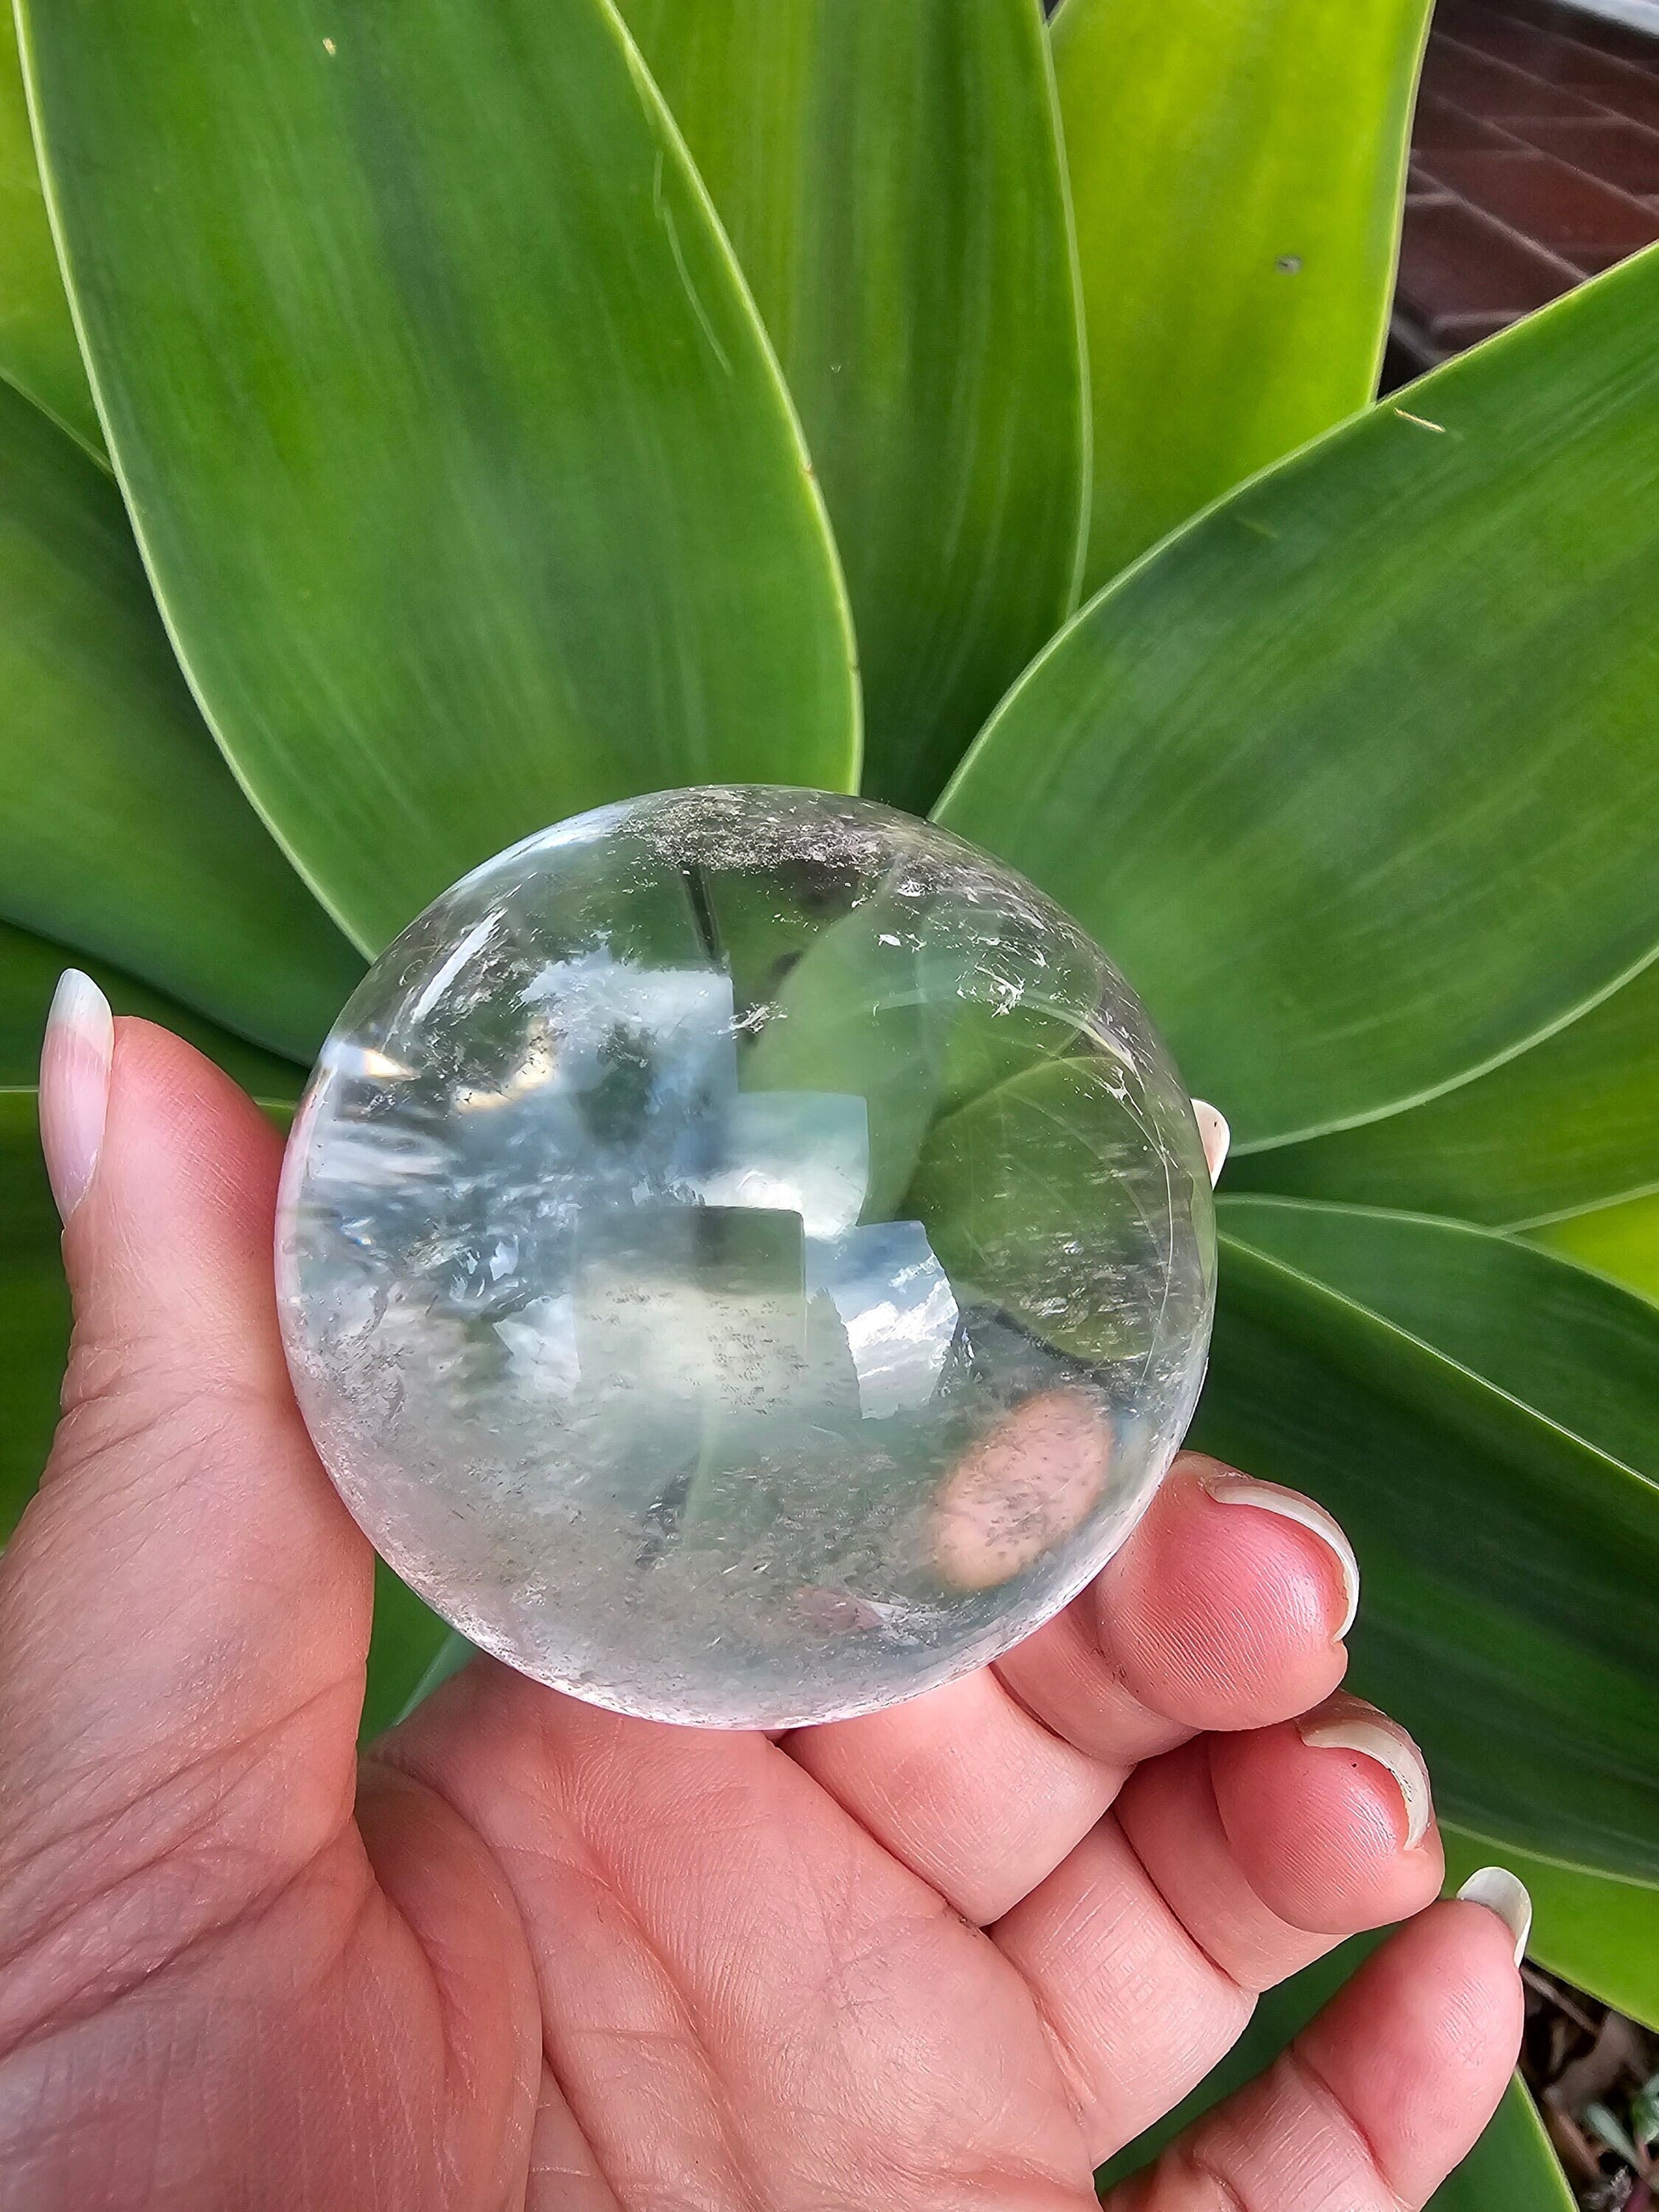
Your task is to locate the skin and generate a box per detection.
[0,1019,1524,2209]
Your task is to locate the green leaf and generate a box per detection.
[360,1561,454,1744]
[1054,0,1430,592]
[0,378,361,1059]
[1094,1934,1382,2190]
[1431,2078,1576,2212]
[1441,1824,1659,2032]
[1219,1199,1659,1478]
[937,247,1659,1149]
[20,0,859,958]
[1196,1202,1659,1884]
[1229,951,1659,1227]
[389,1628,474,1731]
[1534,1193,1659,1308]
[1096,1938,1570,2212]
[734,890,948,1225]
[621,0,1087,814]
[0,16,96,453]
[906,1049,1216,1367]
[0,918,307,1098]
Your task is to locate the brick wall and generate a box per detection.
[1396,0,1659,369]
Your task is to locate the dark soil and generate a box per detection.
[1523,1968,1656,2210]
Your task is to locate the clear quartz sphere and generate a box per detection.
[276,787,1217,1727]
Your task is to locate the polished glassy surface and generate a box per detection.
[276,788,1216,1726]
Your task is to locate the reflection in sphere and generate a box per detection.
[276,788,1216,1726]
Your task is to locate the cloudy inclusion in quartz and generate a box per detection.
[276,788,1217,1727]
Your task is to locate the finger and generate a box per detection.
[1109,1891,1526,2210]
[784,1668,1119,1925]
[997,1456,1357,1764]
[0,994,371,2006]
[1116,1695,1442,1991]
[786,1456,1356,1925]
[992,1697,1442,2161]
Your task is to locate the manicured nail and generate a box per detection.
[39,969,113,1223]
[1457,1866,1532,1967]
[1298,1698,1433,1849]
[1193,1100,1229,1186]
[1195,1464,1360,1639]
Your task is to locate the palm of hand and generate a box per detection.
[0,1021,1523,2210]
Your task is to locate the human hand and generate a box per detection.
[0,985,1528,2210]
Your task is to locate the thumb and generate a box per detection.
[0,974,372,1984]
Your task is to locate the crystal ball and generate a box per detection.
[276,788,1216,1727]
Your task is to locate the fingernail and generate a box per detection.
[1298,1698,1433,1849]
[1195,1465,1360,1639]
[1193,1100,1229,1186]
[1457,1866,1532,1967]
[39,969,113,1223]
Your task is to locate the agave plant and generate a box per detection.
[2,0,1656,2197]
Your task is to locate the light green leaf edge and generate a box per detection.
[1214,1200,1659,1969]
[361,1562,455,1744]
[0,13,96,454]
[0,917,308,1095]
[1229,946,1659,1229]
[1199,1205,1659,1881]
[1216,1196,1659,1479]
[1534,1192,1659,1309]
[19,0,861,957]
[1054,0,1432,593]
[0,373,362,1059]
[936,243,1659,1151]
[1431,2076,1577,2212]
[387,1626,474,1733]
[1442,1822,1659,2033]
